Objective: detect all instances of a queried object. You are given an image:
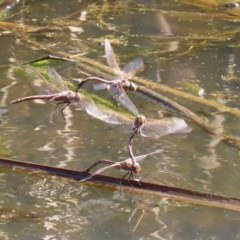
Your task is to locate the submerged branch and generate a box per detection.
[49,50,240,117]
[23,43,240,117]
[1,157,240,212]
[133,77,240,117]
[137,86,240,149]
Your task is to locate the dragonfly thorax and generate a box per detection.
[66,91,81,103]
[121,159,141,173]
[122,80,138,92]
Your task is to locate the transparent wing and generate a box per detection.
[26,67,58,95]
[85,100,191,138]
[141,117,192,138]
[48,67,68,91]
[72,93,97,112]
[93,82,108,91]
[81,149,163,181]
[104,39,122,78]
[85,100,130,127]
[121,57,144,80]
[108,85,139,116]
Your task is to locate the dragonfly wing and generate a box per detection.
[134,149,163,161]
[93,83,108,91]
[48,67,68,91]
[78,94,99,112]
[85,102,133,132]
[108,85,139,116]
[104,39,122,78]
[26,67,57,94]
[83,96,120,124]
[121,57,144,79]
[165,117,192,134]
[81,148,163,181]
[142,117,192,138]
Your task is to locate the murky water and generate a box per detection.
[1,0,240,239]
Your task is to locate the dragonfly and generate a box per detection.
[85,101,192,139]
[81,148,163,183]
[76,39,144,116]
[10,67,94,119]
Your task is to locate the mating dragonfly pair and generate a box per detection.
[10,39,191,182]
[11,39,142,120]
[11,39,191,138]
[76,39,143,117]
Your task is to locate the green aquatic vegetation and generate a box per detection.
[0,138,10,157]
[17,63,131,116]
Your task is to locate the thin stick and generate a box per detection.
[133,210,145,232]
[137,87,240,149]
[2,157,240,211]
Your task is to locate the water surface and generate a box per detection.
[1,0,240,239]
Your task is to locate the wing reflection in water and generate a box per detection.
[85,101,192,138]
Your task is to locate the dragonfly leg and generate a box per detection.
[60,103,70,120]
[111,96,119,108]
[119,171,134,188]
[127,172,134,189]
[55,101,69,120]
[55,101,66,113]
[121,171,131,181]
[110,171,129,190]
[128,171,141,187]
[133,173,142,186]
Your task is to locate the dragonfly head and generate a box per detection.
[133,115,146,129]
[131,162,140,173]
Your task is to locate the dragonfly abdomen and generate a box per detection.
[10,95,55,104]
[50,91,81,103]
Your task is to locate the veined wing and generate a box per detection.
[107,84,139,116]
[85,98,130,125]
[48,67,68,91]
[26,67,59,95]
[141,117,192,138]
[93,79,119,92]
[78,94,99,112]
[81,149,163,182]
[104,39,122,78]
[85,102,191,138]
[93,82,108,91]
[121,57,144,80]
